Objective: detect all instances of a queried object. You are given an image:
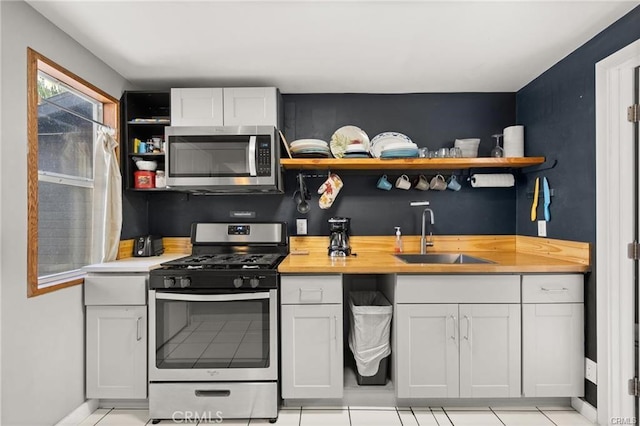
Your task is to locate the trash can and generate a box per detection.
[348,291,393,385]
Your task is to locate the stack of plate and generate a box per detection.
[370,132,418,158]
[290,139,331,158]
[343,144,370,158]
[330,125,370,158]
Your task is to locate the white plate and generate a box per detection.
[290,142,329,152]
[370,132,413,158]
[379,141,418,152]
[290,138,328,147]
[345,144,368,153]
[330,125,370,158]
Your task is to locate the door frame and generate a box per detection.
[596,38,640,426]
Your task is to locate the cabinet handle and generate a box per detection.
[334,315,338,344]
[463,315,472,348]
[136,317,142,341]
[540,287,569,292]
[450,315,457,341]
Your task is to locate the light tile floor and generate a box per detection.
[78,406,597,426]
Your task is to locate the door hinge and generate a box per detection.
[628,242,640,260]
[629,377,640,396]
[629,104,640,123]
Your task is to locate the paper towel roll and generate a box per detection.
[470,174,515,188]
[503,125,524,157]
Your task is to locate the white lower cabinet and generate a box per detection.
[522,274,584,397]
[280,275,343,399]
[86,305,147,399]
[395,275,521,399]
[396,303,521,398]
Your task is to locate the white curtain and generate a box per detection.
[93,127,122,262]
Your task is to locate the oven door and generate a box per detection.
[149,289,277,382]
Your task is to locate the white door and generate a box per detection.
[86,306,147,399]
[523,303,584,397]
[281,304,343,399]
[223,87,278,126]
[170,88,224,126]
[459,304,521,398]
[396,304,459,398]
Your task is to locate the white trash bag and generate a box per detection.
[348,291,393,377]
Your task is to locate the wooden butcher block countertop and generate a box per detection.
[277,235,591,274]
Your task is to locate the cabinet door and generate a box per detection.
[523,303,584,397]
[86,306,147,399]
[459,304,521,398]
[223,87,278,126]
[396,304,459,398]
[170,88,223,126]
[281,304,343,399]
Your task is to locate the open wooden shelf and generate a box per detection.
[280,157,546,170]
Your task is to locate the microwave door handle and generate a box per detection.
[155,292,270,302]
[248,136,257,176]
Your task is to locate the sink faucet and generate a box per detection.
[421,208,435,254]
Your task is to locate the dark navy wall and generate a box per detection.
[123,93,517,239]
[516,5,640,407]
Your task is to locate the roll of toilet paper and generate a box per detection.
[503,125,524,157]
[470,173,515,188]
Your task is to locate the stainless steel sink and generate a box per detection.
[394,253,495,264]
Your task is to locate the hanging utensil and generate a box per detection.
[543,177,551,221]
[530,177,540,221]
[296,173,310,214]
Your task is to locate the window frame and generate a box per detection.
[27,48,119,297]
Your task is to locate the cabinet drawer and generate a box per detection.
[396,275,520,304]
[84,274,147,305]
[149,382,277,420]
[280,275,342,304]
[522,275,583,303]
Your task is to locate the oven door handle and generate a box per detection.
[248,135,257,176]
[155,292,270,302]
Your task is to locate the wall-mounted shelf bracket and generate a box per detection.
[521,158,557,174]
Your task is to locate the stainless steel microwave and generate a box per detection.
[164,125,282,193]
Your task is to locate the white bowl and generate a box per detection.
[136,160,157,171]
[455,138,480,157]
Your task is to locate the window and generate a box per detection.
[27,48,119,297]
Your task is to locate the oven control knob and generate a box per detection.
[233,277,244,288]
[249,278,260,288]
[180,277,191,288]
[163,277,175,289]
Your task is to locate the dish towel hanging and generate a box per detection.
[470,173,515,188]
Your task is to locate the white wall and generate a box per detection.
[0,2,130,425]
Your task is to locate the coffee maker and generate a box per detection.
[328,217,351,257]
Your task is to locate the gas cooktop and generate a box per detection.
[162,253,284,270]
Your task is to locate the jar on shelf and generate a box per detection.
[155,170,166,188]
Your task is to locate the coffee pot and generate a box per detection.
[328,217,351,257]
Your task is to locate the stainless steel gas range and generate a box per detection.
[148,222,287,424]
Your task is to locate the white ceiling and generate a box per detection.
[27,0,639,94]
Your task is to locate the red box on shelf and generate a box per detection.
[134,171,155,189]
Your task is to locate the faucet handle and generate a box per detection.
[426,232,434,246]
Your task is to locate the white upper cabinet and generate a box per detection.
[171,87,279,127]
[171,88,224,126]
[223,87,278,126]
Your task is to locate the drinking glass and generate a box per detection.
[491,134,504,158]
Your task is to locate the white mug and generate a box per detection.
[395,174,411,190]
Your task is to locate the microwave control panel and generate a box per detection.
[257,139,272,176]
